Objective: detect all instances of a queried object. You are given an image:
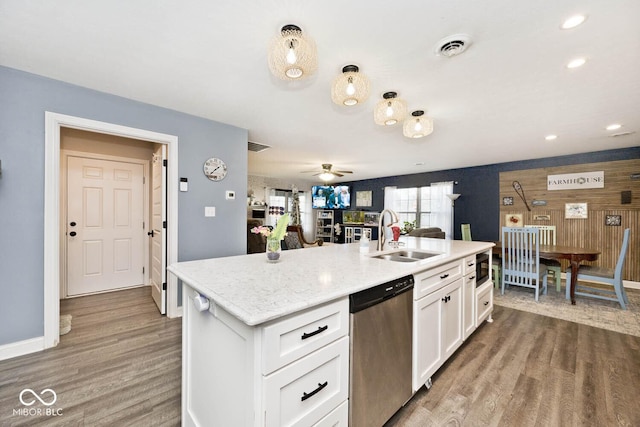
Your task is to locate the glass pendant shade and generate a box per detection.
[374,92,407,126]
[331,65,370,106]
[403,110,434,138]
[268,24,317,81]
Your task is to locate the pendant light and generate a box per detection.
[268,24,317,80]
[403,110,434,138]
[374,92,407,126]
[331,65,370,106]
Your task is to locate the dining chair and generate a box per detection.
[461,224,472,241]
[565,228,630,309]
[524,225,562,292]
[501,227,548,301]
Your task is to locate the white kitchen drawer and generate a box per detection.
[463,255,476,276]
[313,400,348,427]
[263,337,349,427]
[476,281,493,326]
[413,259,463,300]
[262,298,348,375]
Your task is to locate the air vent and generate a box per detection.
[248,141,271,152]
[608,131,636,138]
[434,34,472,57]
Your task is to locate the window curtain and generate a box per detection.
[430,181,454,239]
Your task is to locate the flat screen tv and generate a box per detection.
[312,185,351,209]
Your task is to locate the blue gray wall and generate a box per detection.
[0,66,247,346]
[337,148,640,242]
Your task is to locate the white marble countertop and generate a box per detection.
[168,238,494,326]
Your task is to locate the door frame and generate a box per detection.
[44,112,180,349]
[60,151,150,298]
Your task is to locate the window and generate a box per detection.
[390,187,417,226]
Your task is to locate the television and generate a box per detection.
[312,185,351,209]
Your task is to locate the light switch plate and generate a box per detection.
[205,206,216,217]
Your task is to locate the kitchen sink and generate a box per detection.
[370,250,441,263]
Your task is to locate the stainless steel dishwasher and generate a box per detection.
[349,275,414,427]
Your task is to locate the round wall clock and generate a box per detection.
[203,157,227,181]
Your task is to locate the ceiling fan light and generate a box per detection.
[403,110,433,139]
[268,24,317,81]
[318,172,335,181]
[331,65,370,106]
[374,92,407,126]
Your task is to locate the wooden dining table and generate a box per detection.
[492,242,600,305]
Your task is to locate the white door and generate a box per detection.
[67,156,144,296]
[150,146,167,314]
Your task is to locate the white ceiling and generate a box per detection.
[1,0,638,182]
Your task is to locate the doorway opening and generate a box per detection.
[44,112,179,350]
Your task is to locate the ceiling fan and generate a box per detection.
[303,163,353,181]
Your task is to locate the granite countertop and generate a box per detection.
[168,238,494,326]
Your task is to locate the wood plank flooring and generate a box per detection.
[1,287,639,426]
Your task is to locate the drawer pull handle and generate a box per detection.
[301,325,328,340]
[440,273,449,279]
[468,262,474,267]
[301,381,328,402]
[484,301,489,306]
[469,275,476,280]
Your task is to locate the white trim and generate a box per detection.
[0,337,45,362]
[44,112,180,351]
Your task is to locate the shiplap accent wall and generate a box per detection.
[500,159,639,281]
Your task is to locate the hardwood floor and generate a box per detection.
[0,287,181,426]
[1,288,639,426]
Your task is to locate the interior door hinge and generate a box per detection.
[163,159,167,167]
[163,221,167,229]
[162,282,167,291]
[143,221,145,229]
[143,176,145,184]
[142,267,145,274]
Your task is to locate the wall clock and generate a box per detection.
[203,157,227,181]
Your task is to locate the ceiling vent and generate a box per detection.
[608,131,635,138]
[434,34,472,57]
[248,141,271,152]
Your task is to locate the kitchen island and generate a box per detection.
[168,237,494,426]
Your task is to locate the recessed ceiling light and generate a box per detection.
[567,58,586,68]
[561,15,587,30]
[606,123,622,131]
[415,162,425,166]
[545,135,558,141]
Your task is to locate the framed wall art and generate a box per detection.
[505,214,523,227]
[355,190,372,207]
[565,202,588,219]
[605,215,622,226]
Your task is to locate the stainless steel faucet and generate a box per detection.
[377,209,399,251]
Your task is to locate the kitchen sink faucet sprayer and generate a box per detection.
[378,209,400,251]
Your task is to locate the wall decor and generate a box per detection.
[531,199,547,206]
[605,215,622,226]
[533,214,551,221]
[502,196,513,206]
[512,181,531,211]
[505,214,523,227]
[356,190,372,207]
[565,202,588,219]
[548,171,604,190]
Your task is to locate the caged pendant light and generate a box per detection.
[374,91,407,126]
[403,110,434,138]
[331,65,370,106]
[268,24,317,81]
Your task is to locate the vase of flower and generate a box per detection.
[265,236,281,262]
[250,213,290,263]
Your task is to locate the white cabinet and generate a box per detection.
[315,210,334,243]
[476,280,494,326]
[462,255,476,340]
[182,287,349,426]
[412,265,463,391]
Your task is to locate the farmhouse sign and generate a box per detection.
[547,171,604,190]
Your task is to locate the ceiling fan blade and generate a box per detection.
[335,170,353,174]
[333,172,344,177]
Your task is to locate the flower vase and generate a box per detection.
[266,237,281,262]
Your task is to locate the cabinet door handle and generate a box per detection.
[301,381,328,401]
[442,295,451,303]
[484,301,489,306]
[301,325,328,340]
[469,275,476,280]
[440,273,449,279]
[468,262,474,267]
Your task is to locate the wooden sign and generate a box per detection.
[547,171,604,190]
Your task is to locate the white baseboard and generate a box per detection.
[0,337,45,362]
[623,280,640,290]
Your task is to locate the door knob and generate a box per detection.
[69,231,77,237]
[70,221,76,227]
